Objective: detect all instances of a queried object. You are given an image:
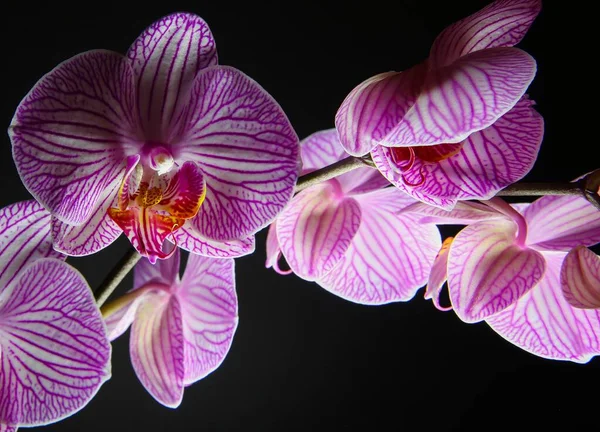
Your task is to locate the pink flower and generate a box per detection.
[266,130,441,304]
[336,0,543,209]
[9,13,299,263]
[407,195,600,362]
[102,248,237,407]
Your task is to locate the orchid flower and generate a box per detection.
[336,0,543,209]
[101,248,237,407]
[0,201,111,430]
[407,195,600,362]
[560,245,600,309]
[266,129,441,304]
[9,13,299,263]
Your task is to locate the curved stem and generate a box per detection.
[294,155,375,193]
[95,247,142,308]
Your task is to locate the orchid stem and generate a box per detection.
[95,247,142,308]
[294,155,375,193]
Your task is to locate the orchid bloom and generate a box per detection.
[0,201,111,430]
[336,0,543,209]
[10,13,299,263]
[407,195,600,362]
[266,129,441,304]
[102,248,237,407]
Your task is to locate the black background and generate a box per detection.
[2,1,598,431]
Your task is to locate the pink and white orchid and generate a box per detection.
[102,248,237,407]
[266,129,441,304]
[408,195,600,362]
[9,13,299,263]
[0,201,111,430]
[560,245,600,309]
[336,0,544,209]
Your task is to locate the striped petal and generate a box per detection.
[383,47,536,147]
[276,181,361,281]
[10,50,139,225]
[171,223,255,258]
[265,222,289,274]
[172,65,299,242]
[102,288,152,341]
[425,237,454,311]
[134,245,181,289]
[0,200,63,291]
[523,196,600,251]
[372,96,543,208]
[130,293,184,408]
[0,423,16,432]
[0,258,111,425]
[156,162,206,219]
[487,253,600,363]
[335,64,427,156]
[178,254,237,384]
[561,246,600,309]
[300,129,347,173]
[448,219,546,323]
[401,201,502,225]
[127,13,218,141]
[430,0,542,68]
[318,187,440,304]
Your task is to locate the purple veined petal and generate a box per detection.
[447,219,546,323]
[401,200,503,225]
[0,258,111,426]
[0,200,64,291]
[425,237,454,311]
[487,252,600,363]
[130,293,184,408]
[0,423,17,432]
[265,222,291,275]
[103,288,153,341]
[383,47,536,148]
[430,0,542,68]
[127,13,218,141]
[318,187,441,304]
[171,65,299,242]
[522,196,600,251]
[171,221,255,258]
[335,64,427,156]
[300,129,347,173]
[134,244,181,289]
[276,181,361,281]
[177,254,237,385]
[10,50,140,225]
[560,246,600,310]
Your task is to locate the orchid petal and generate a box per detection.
[172,65,299,241]
[487,253,600,363]
[335,64,427,156]
[276,181,361,281]
[135,246,181,289]
[118,155,142,211]
[401,201,502,225]
[384,47,536,147]
[425,237,454,311]
[0,423,16,432]
[0,258,111,425]
[430,0,542,68]
[0,201,63,291]
[319,187,440,304]
[560,246,600,310]
[373,96,543,207]
[155,161,206,219]
[299,129,347,172]
[265,222,281,269]
[10,50,139,225]
[130,293,184,408]
[178,255,237,384]
[171,222,255,258]
[127,13,217,141]
[523,196,600,251]
[102,288,152,341]
[448,219,546,323]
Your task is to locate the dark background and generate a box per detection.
[2,1,598,431]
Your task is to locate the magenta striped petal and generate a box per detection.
[402,201,502,225]
[276,181,361,281]
[171,222,255,258]
[134,246,180,289]
[448,219,546,323]
[372,96,543,208]
[430,0,542,68]
[178,254,237,384]
[383,47,536,148]
[561,246,600,310]
[127,13,218,141]
[425,237,454,311]
[487,253,600,363]
[103,289,151,341]
[0,423,16,432]
[172,65,299,241]
[130,293,184,408]
[265,222,281,270]
[10,50,140,225]
[335,64,427,156]
[318,188,440,304]
[522,196,600,251]
[0,201,64,290]
[300,129,347,173]
[0,258,111,425]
